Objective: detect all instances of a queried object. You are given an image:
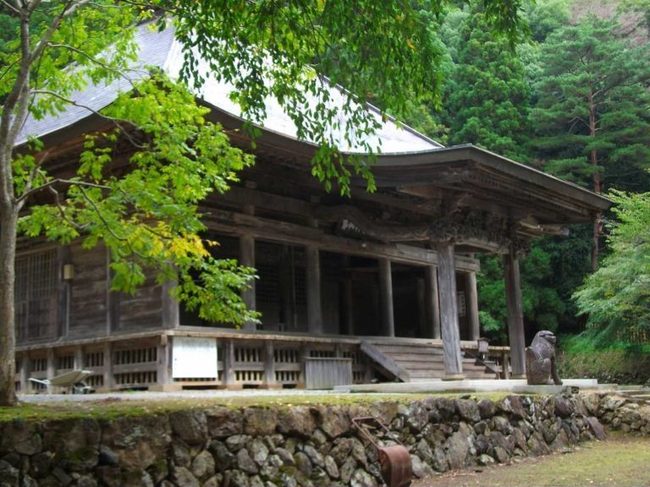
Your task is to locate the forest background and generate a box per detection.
[1,0,648,383]
[397,0,650,383]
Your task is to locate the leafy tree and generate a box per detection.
[574,190,650,344]
[531,16,650,268]
[0,0,525,407]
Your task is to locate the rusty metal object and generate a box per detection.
[352,416,412,487]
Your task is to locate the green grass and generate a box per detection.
[0,392,512,423]
[415,433,650,487]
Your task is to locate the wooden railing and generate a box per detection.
[14,327,510,392]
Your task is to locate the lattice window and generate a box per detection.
[15,249,59,341]
[275,370,300,384]
[84,351,104,367]
[114,347,157,365]
[56,355,74,371]
[274,348,299,363]
[256,263,280,304]
[234,347,261,363]
[310,350,336,358]
[31,357,47,372]
[114,371,157,386]
[86,375,104,388]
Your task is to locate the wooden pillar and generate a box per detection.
[103,342,113,391]
[378,258,395,337]
[436,242,464,379]
[425,265,441,339]
[262,341,280,389]
[239,234,257,331]
[306,246,323,334]
[46,348,55,393]
[298,346,310,389]
[73,347,84,370]
[504,249,526,378]
[465,271,480,341]
[161,281,179,329]
[19,353,29,394]
[222,340,240,389]
[157,335,170,389]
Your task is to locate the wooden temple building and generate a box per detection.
[13,26,611,392]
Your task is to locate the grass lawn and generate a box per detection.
[415,433,650,487]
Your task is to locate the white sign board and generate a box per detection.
[172,337,218,379]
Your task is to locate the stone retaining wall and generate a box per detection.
[0,392,646,487]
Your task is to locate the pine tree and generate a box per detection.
[531,16,650,267]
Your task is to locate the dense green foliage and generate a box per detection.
[532,16,650,193]
[574,191,650,343]
[443,4,530,160]
[403,0,650,351]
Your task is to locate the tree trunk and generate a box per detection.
[588,90,601,271]
[0,207,18,406]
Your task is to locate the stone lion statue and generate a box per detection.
[525,330,562,385]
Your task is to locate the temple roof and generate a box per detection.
[17,24,441,153]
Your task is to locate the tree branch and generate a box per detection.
[31,89,145,148]
[16,177,111,205]
[46,42,136,87]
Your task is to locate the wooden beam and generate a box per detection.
[202,209,481,271]
[378,258,395,337]
[465,271,480,341]
[504,250,526,378]
[306,246,323,334]
[437,243,464,379]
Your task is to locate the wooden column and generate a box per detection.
[103,342,113,391]
[222,340,239,389]
[504,249,526,378]
[19,353,29,394]
[425,265,441,339]
[161,281,180,329]
[378,258,395,337]
[465,271,480,341]
[73,347,84,370]
[262,341,280,389]
[46,348,55,393]
[306,246,323,334]
[157,335,170,390]
[239,234,257,331]
[436,242,464,379]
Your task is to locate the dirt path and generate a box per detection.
[413,434,650,487]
